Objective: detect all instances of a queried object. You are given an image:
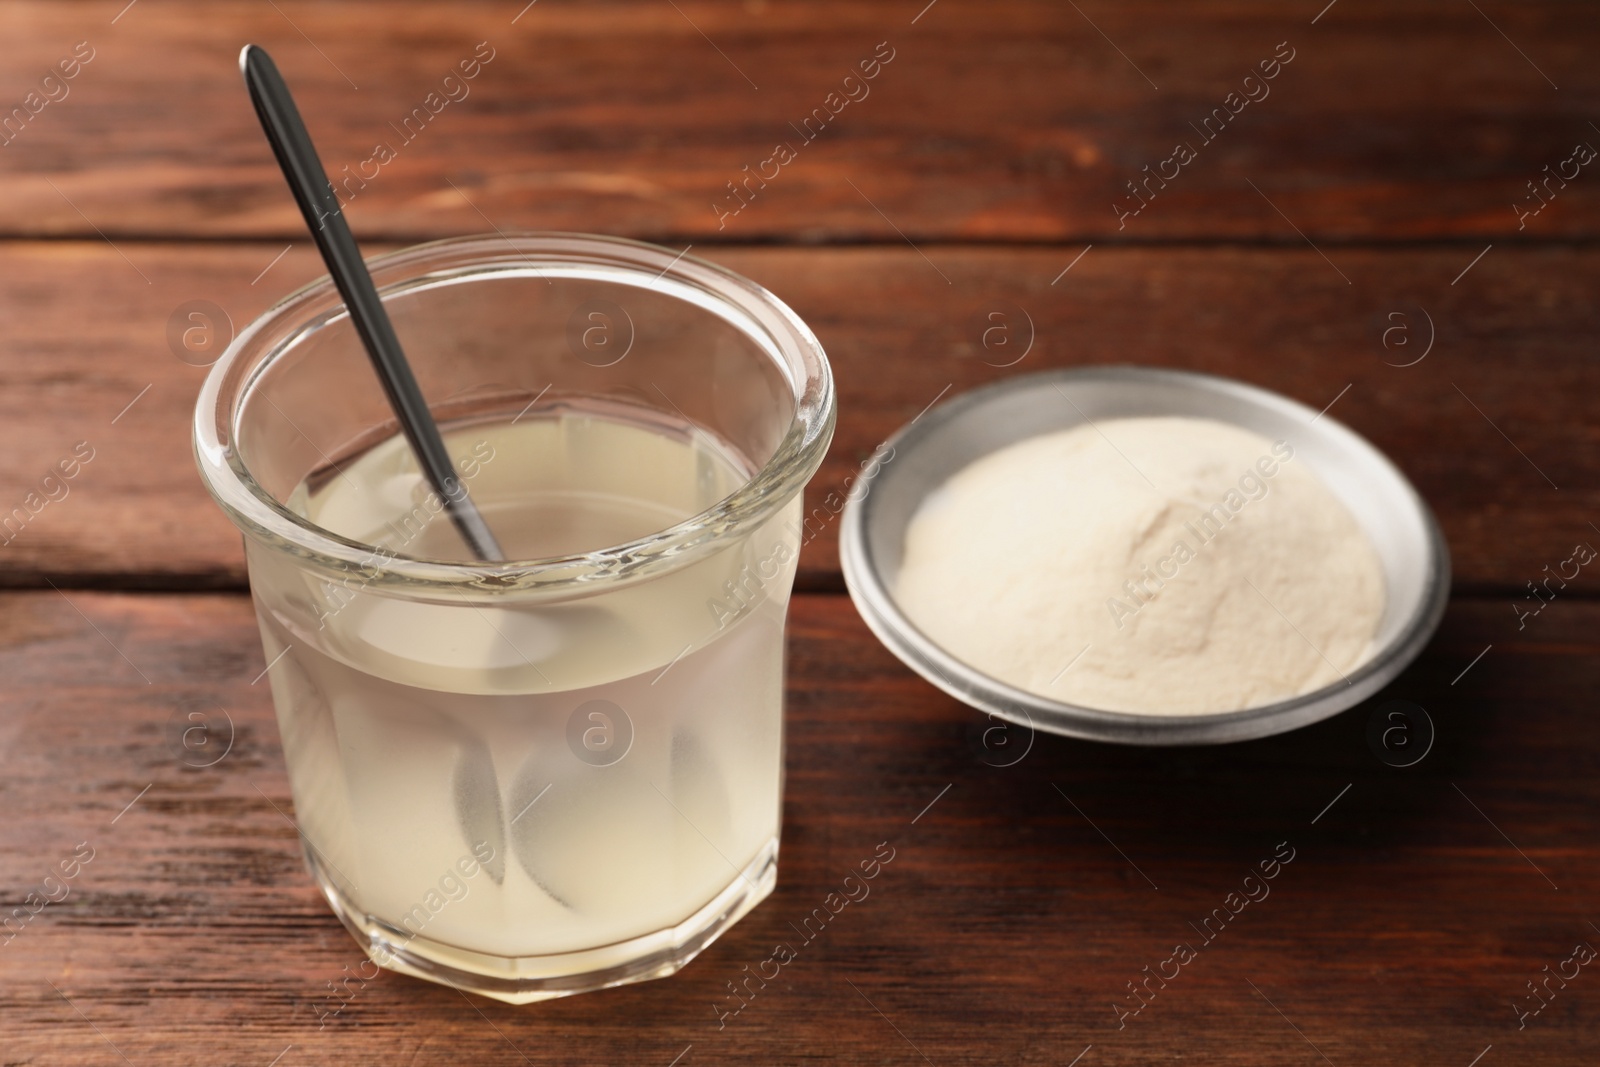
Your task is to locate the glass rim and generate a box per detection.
[193,231,835,593]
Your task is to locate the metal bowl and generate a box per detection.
[839,366,1451,746]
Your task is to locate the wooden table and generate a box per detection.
[2,2,1597,1063]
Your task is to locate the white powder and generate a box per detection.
[895,417,1385,715]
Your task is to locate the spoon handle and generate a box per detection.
[240,44,505,562]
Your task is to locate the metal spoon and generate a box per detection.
[240,44,504,561]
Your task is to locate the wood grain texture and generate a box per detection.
[0,591,1595,1064]
[0,1,1593,241]
[0,241,1591,591]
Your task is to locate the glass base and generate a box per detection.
[304,841,777,1004]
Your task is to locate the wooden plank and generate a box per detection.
[0,590,1595,1064]
[0,241,1592,591]
[0,1,1594,241]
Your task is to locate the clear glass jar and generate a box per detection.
[194,233,834,1003]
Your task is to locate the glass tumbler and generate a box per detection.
[193,233,834,1003]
